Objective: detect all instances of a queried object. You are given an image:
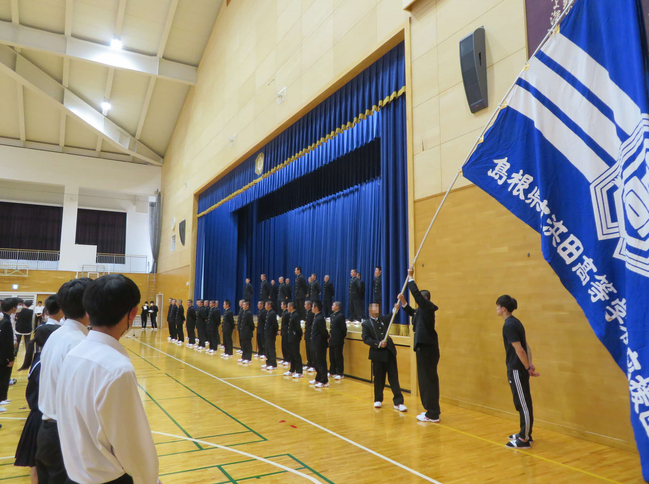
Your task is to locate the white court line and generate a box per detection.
[133,337,443,484]
[0,416,27,420]
[0,456,15,460]
[222,374,285,380]
[152,431,322,483]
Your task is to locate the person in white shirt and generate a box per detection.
[42,295,64,326]
[36,278,92,484]
[34,301,45,327]
[57,274,160,484]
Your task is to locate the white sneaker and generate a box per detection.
[284,371,292,376]
[242,360,251,364]
[293,373,303,378]
[309,380,317,385]
[0,399,10,405]
[0,407,6,413]
[260,355,267,360]
[416,414,440,423]
[315,382,329,388]
[394,404,408,412]
[237,349,243,354]
[283,362,290,367]
[261,364,267,369]
[303,365,309,371]
[334,375,343,380]
[278,360,284,365]
[186,343,192,347]
[238,358,243,362]
[167,337,172,341]
[308,367,316,372]
[374,402,382,408]
[176,341,182,346]
[267,366,276,370]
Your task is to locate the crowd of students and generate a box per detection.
[0,266,539,484]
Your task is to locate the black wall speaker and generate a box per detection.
[459,27,488,113]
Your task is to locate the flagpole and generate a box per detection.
[382,0,576,342]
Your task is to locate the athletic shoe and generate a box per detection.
[506,438,531,449]
[303,365,309,371]
[260,355,267,360]
[309,380,317,385]
[237,349,243,354]
[0,407,6,413]
[171,339,177,343]
[9,379,16,385]
[293,373,303,378]
[374,402,382,408]
[186,343,192,347]
[509,433,534,443]
[266,366,276,370]
[219,345,224,349]
[334,375,343,380]
[314,382,329,388]
[242,360,251,364]
[284,371,292,376]
[416,414,440,423]
[261,364,267,369]
[0,399,11,405]
[167,337,172,341]
[238,358,243,362]
[278,360,284,365]
[308,367,316,372]
[394,404,408,412]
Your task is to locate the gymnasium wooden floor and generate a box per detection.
[1,328,642,483]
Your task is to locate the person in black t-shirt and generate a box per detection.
[497,295,540,449]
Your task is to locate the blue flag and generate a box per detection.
[463,0,649,476]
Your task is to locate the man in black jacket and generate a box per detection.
[286,302,303,378]
[244,278,253,304]
[196,300,209,351]
[373,266,382,308]
[260,274,271,304]
[207,301,221,354]
[329,302,347,380]
[310,301,329,388]
[270,279,279,310]
[149,301,158,330]
[236,300,244,356]
[362,302,407,411]
[239,301,254,363]
[186,299,197,348]
[279,301,290,366]
[15,300,34,357]
[221,300,234,358]
[284,278,292,303]
[323,275,334,317]
[0,298,19,406]
[256,301,267,360]
[349,269,362,322]
[294,267,308,319]
[263,301,278,370]
[278,277,287,304]
[167,298,176,342]
[309,274,321,302]
[304,301,315,372]
[175,300,185,345]
[398,265,441,423]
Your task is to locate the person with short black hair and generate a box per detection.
[0,298,20,410]
[149,301,158,330]
[329,301,347,380]
[37,278,92,484]
[263,301,278,370]
[286,302,303,378]
[309,274,321,302]
[398,265,440,423]
[174,299,185,345]
[256,301,266,360]
[239,301,254,363]
[323,275,334,318]
[497,295,539,449]
[373,266,382,308]
[270,279,279,311]
[362,302,406,411]
[284,278,292,303]
[186,299,197,348]
[140,301,149,329]
[294,267,308,319]
[260,274,271,304]
[304,301,315,372]
[15,300,34,357]
[244,278,253,304]
[14,324,59,480]
[207,301,221,354]
[349,269,362,322]
[56,274,159,484]
[311,301,329,388]
[43,295,63,326]
[279,301,291,367]
[167,298,177,342]
[221,300,234,358]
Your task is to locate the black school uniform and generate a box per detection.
[0,313,14,402]
[15,353,44,467]
[222,309,234,355]
[280,312,291,362]
[288,311,303,374]
[264,310,279,367]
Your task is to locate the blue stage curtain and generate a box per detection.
[198,43,405,214]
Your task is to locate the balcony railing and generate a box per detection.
[0,249,149,274]
[0,249,60,270]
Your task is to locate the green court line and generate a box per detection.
[157,439,266,457]
[127,348,161,370]
[289,455,335,484]
[217,464,237,483]
[137,383,201,450]
[221,454,334,484]
[0,475,30,481]
[165,374,267,442]
[155,430,252,446]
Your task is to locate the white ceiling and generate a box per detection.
[0,0,223,165]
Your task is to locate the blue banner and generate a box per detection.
[463,0,649,477]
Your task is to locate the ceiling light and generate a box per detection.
[110,38,123,50]
[101,101,112,111]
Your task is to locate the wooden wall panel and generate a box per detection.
[413,185,634,449]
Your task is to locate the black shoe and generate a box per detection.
[506,438,531,449]
[509,433,533,443]
[8,379,16,386]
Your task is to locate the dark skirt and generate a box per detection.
[15,409,42,467]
